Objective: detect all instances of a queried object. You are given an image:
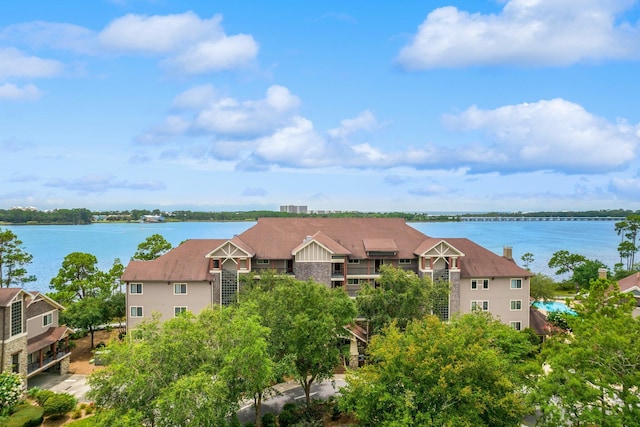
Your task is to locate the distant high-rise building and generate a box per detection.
[280,205,308,214]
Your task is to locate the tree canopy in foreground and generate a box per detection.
[533,278,640,426]
[339,313,537,427]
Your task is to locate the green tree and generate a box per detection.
[0,228,36,288]
[356,265,449,335]
[132,234,172,260]
[548,250,606,292]
[521,252,535,270]
[529,273,556,302]
[49,252,122,304]
[615,214,640,270]
[534,278,640,426]
[89,307,264,426]
[245,274,356,406]
[219,303,277,427]
[62,297,109,349]
[339,314,534,426]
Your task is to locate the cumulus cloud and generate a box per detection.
[0,48,63,79]
[99,12,258,73]
[397,0,640,69]
[442,98,640,173]
[142,84,301,143]
[328,110,379,139]
[253,117,330,168]
[2,12,258,75]
[45,174,165,194]
[0,83,42,100]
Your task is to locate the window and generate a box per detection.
[211,259,220,269]
[174,307,187,316]
[256,259,270,265]
[399,259,412,264]
[510,300,522,311]
[12,353,20,374]
[174,283,187,295]
[471,279,489,290]
[348,259,360,264]
[347,278,359,285]
[43,312,53,327]
[130,283,143,294]
[130,306,143,317]
[239,259,249,270]
[471,300,489,311]
[511,279,523,289]
[510,321,522,331]
[11,300,22,337]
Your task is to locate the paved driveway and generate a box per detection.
[28,373,91,402]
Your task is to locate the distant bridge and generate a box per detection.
[460,216,626,222]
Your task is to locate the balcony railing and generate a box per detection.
[27,350,70,374]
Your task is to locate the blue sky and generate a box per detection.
[2,0,640,213]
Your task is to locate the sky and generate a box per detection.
[2,0,640,213]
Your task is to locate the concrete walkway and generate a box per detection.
[27,373,90,402]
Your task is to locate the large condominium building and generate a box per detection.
[122,217,532,332]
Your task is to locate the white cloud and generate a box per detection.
[2,22,98,54]
[609,177,640,197]
[254,117,330,168]
[442,98,639,173]
[99,12,258,73]
[99,12,222,53]
[170,34,258,73]
[171,85,217,110]
[0,83,41,100]
[328,110,379,139]
[398,0,640,69]
[192,85,300,136]
[0,48,63,79]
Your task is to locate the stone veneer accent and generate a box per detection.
[59,355,70,375]
[1,335,28,378]
[294,262,332,287]
[449,270,461,315]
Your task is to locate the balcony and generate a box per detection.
[27,349,71,377]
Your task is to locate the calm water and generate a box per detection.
[3,220,622,294]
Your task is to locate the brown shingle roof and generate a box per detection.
[619,272,640,293]
[291,231,352,256]
[122,239,226,282]
[27,326,71,353]
[440,238,532,278]
[0,288,27,307]
[238,217,428,259]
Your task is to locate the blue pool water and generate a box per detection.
[533,301,576,315]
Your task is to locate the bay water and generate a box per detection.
[3,220,622,295]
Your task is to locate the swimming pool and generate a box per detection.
[532,301,576,315]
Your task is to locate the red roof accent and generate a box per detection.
[619,272,640,292]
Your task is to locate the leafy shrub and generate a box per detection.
[32,389,55,406]
[0,372,24,415]
[278,404,302,427]
[243,422,255,427]
[84,404,94,415]
[229,413,241,427]
[26,387,41,400]
[262,412,277,427]
[6,403,44,427]
[43,392,77,417]
[72,408,83,419]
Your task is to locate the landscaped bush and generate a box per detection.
[6,403,44,427]
[278,403,302,427]
[42,392,77,418]
[261,412,277,427]
[32,388,55,406]
[0,371,24,416]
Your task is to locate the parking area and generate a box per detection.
[27,373,90,402]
